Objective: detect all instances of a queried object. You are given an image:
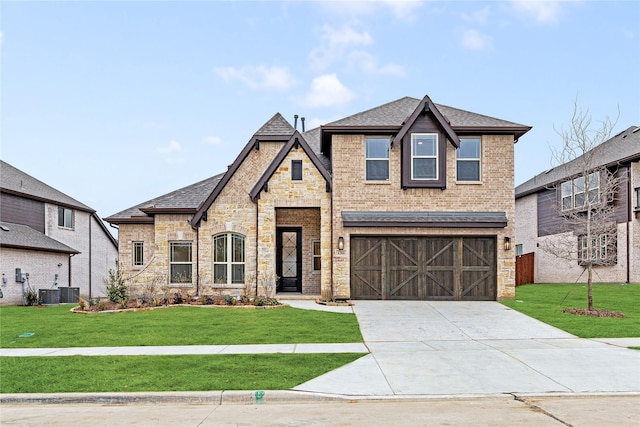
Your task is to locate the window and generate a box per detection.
[292,160,302,181]
[515,244,523,256]
[365,137,389,181]
[169,242,192,283]
[312,240,321,271]
[456,137,481,181]
[561,172,600,211]
[579,233,615,266]
[213,233,245,285]
[411,134,438,180]
[57,207,74,229]
[635,187,640,211]
[133,242,144,267]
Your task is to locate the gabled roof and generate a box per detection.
[249,131,332,201]
[0,221,80,254]
[394,94,460,148]
[515,125,640,198]
[104,173,224,224]
[1,160,93,212]
[320,96,531,155]
[191,113,295,226]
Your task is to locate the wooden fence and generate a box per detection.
[515,252,535,286]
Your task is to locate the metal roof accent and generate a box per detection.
[342,211,508,228]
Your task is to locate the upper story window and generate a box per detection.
[213,233,245,285]
[456,137,481,182]
[291,160,303,181]
[169,242,192,284]
[58,207,74,229]
[365,137,389,181]
[133,242,144,267]
[411,134,438,180]
[561,172,600,211]
[634,187,640,211]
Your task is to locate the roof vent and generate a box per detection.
[294,115,298,130]
[633,127,640,133]
[301,117,305,132]
[0,225,9,232]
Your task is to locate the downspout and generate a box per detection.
[68,254,74,289]
[330,181,334,301]
[626,167,631,284]
[255,199,259,297]
[196,226,200,295]
[88,214,92,296]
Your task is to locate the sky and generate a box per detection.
[2,1,639,237]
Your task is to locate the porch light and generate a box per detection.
[504,237,511,251]
[338,236,345,251]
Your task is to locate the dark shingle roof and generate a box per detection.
[0,160,93,212]
[105,173,224,222]
[254,113,295,136]
[515,126,640,197]
[302,126,331,171]
[0,221,79,254]
[323,97,529,129]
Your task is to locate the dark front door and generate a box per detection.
[276,227,302,292]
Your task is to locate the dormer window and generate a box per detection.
[411,133,438,180]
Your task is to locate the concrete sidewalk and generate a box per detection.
[1,299,639,403]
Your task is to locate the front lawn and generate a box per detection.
[501,283,640,338]
[0,305,363,348]
[0,353,365,393]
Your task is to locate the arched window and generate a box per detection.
[213,233,245,284]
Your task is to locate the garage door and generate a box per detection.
[350,236,496,301]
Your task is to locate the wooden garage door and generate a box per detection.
[351,236,496,301]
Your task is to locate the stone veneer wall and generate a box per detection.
[630,161,640,283]
[256,147,332,298]
[331,134,516,299]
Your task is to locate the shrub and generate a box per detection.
[23,286,41,306]
[104,262,127,304]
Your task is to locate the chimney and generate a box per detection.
[301,117,305,132]
[294,114,298,130]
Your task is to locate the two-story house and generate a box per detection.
[515,126,640,284]
[105,94,531,301]
[0,161,118,305]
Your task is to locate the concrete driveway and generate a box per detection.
[294,301,640,396]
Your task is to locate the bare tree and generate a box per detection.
[540,99,621,312]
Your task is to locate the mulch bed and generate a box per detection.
[562,308,625,318]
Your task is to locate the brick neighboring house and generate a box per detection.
[0,161,118,305]
[515,126,640,284]
[105,95,531,301]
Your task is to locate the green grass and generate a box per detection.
[0,305,363,348]
[0,353,365,393]
[501,283,640,338]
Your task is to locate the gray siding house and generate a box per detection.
[0,161,118,305]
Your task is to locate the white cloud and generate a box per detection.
[302,74,356,108]
[317,1,423,22]
[380,0,423,22]
[214,65,297,91]
[348,51,406,77]
[157,140,182,154]
[511,1,564,24]
[309,24,373,71]
[461,29,493,50]
[203,136,222,145]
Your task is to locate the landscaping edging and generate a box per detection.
[70,303,289,314]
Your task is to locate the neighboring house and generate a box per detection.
[105,94,531,301]
[515,126,640,284]
[0,161,118,305]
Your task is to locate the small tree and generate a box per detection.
[104,261,128,305]
[540,99,621,312]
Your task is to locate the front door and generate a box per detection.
[276,227,302,292]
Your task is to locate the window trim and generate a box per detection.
[312,239,321,272]
[410,133,439,181]
[213,233,246,286]
[456,137,482,183]
[364,136,390,182]
[401,130,447,190]
[57,207,74,229]
[560,172,600,212]
[291,160,303,181]
[169,241,193,284]
[132,241,144,267]
[635,187,640,211]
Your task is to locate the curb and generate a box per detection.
[2,390,638,406]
